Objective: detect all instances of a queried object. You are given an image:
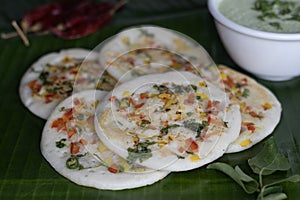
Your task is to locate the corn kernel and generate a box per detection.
[97,141,108,153]
[220,73,227,80]
[122,90,131,97]
[262,102,272,110]
[119,159,131,172]
[158,93,171,99]
[189,154,200,162]
[196,93,208,100]
[121,36,129,44]
[198,81,207,87]
[164,99,177,108]
[158,140,167,147]
[179,105,185,110]
[168,134,174,141]
[240,139,251,147]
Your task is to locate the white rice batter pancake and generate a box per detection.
[98,25,218,82]
[95,71,241,171]
[103,48,195,83]
[216,66,282,153]
[41,90,169,190]
[19,48,116,119]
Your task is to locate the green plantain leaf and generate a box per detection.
[257,185,283,199]
[264,174,300,188]
[260,192,287,200]
[248,137,290,175]
[207,162,259,194]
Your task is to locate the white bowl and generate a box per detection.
[208,0,300,81]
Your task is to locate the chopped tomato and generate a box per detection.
[245,122,256,133]
[127,57,135,65]
[109,96,116,102]
[134,103,145,109]
[63,108,73,120]
[249,111,264,119]
[51,117,66,131]
[73,98,81,105]
[87,116,94,126]
[27,80,42,93]
[70,142,80,154]
[242,122,256,133]
[108,163,119,174]
[67,128,77,138]
[184,93,195,105]
[185,138,199,153]
[239,78,248,86]
[140,93,149,99]
[208,115,224,126]
[206,100,212,109]
[79,138,88,145]
[222,75,234,87]
[69,69,78,75]
[129,97,135,105]
[178,146,185,153]
[45,93,56,103]
[163,120,169,127]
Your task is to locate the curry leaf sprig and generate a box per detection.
[207,137,300,200]
[253,0,300,30]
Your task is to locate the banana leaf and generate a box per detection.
[0,0,300,199]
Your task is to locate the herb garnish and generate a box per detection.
[127,140,156,164]
[241,88,250,98]
[38,71,49,83]
[153,84,171,94]
[207,137,300,199]
[160,124,180,135]
[183,120,209,138]
[253,0,300,30]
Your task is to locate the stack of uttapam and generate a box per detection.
[19,25,281,190]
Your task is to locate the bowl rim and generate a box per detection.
[208,0,300,41]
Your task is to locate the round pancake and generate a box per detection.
[95,71,241,171]
[102,48,196,83]
[19,48,116,119]
[41,90,169,190]
[217,65,282,153]
[98,25,218,82]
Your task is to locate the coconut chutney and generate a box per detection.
[218,0,300,33]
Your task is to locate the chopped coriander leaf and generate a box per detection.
[139,29,154,38]
[183,120,209,138]
[153,84,171,94]
[253,0,300,30]
[139,119,151,128]
[242,88,250,98]
[190,84,198,92]
[160,124,180,135]
[127,140,155,164]
[269,22,282,30]
[39,71,49,82]
[77,113,84,120]
[119,98,130,108]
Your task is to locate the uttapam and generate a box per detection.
[98,25,218,82]
[95,71,241,171]
[19,48,116,119]
[216,65,282,153]
[41,90,169,190]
